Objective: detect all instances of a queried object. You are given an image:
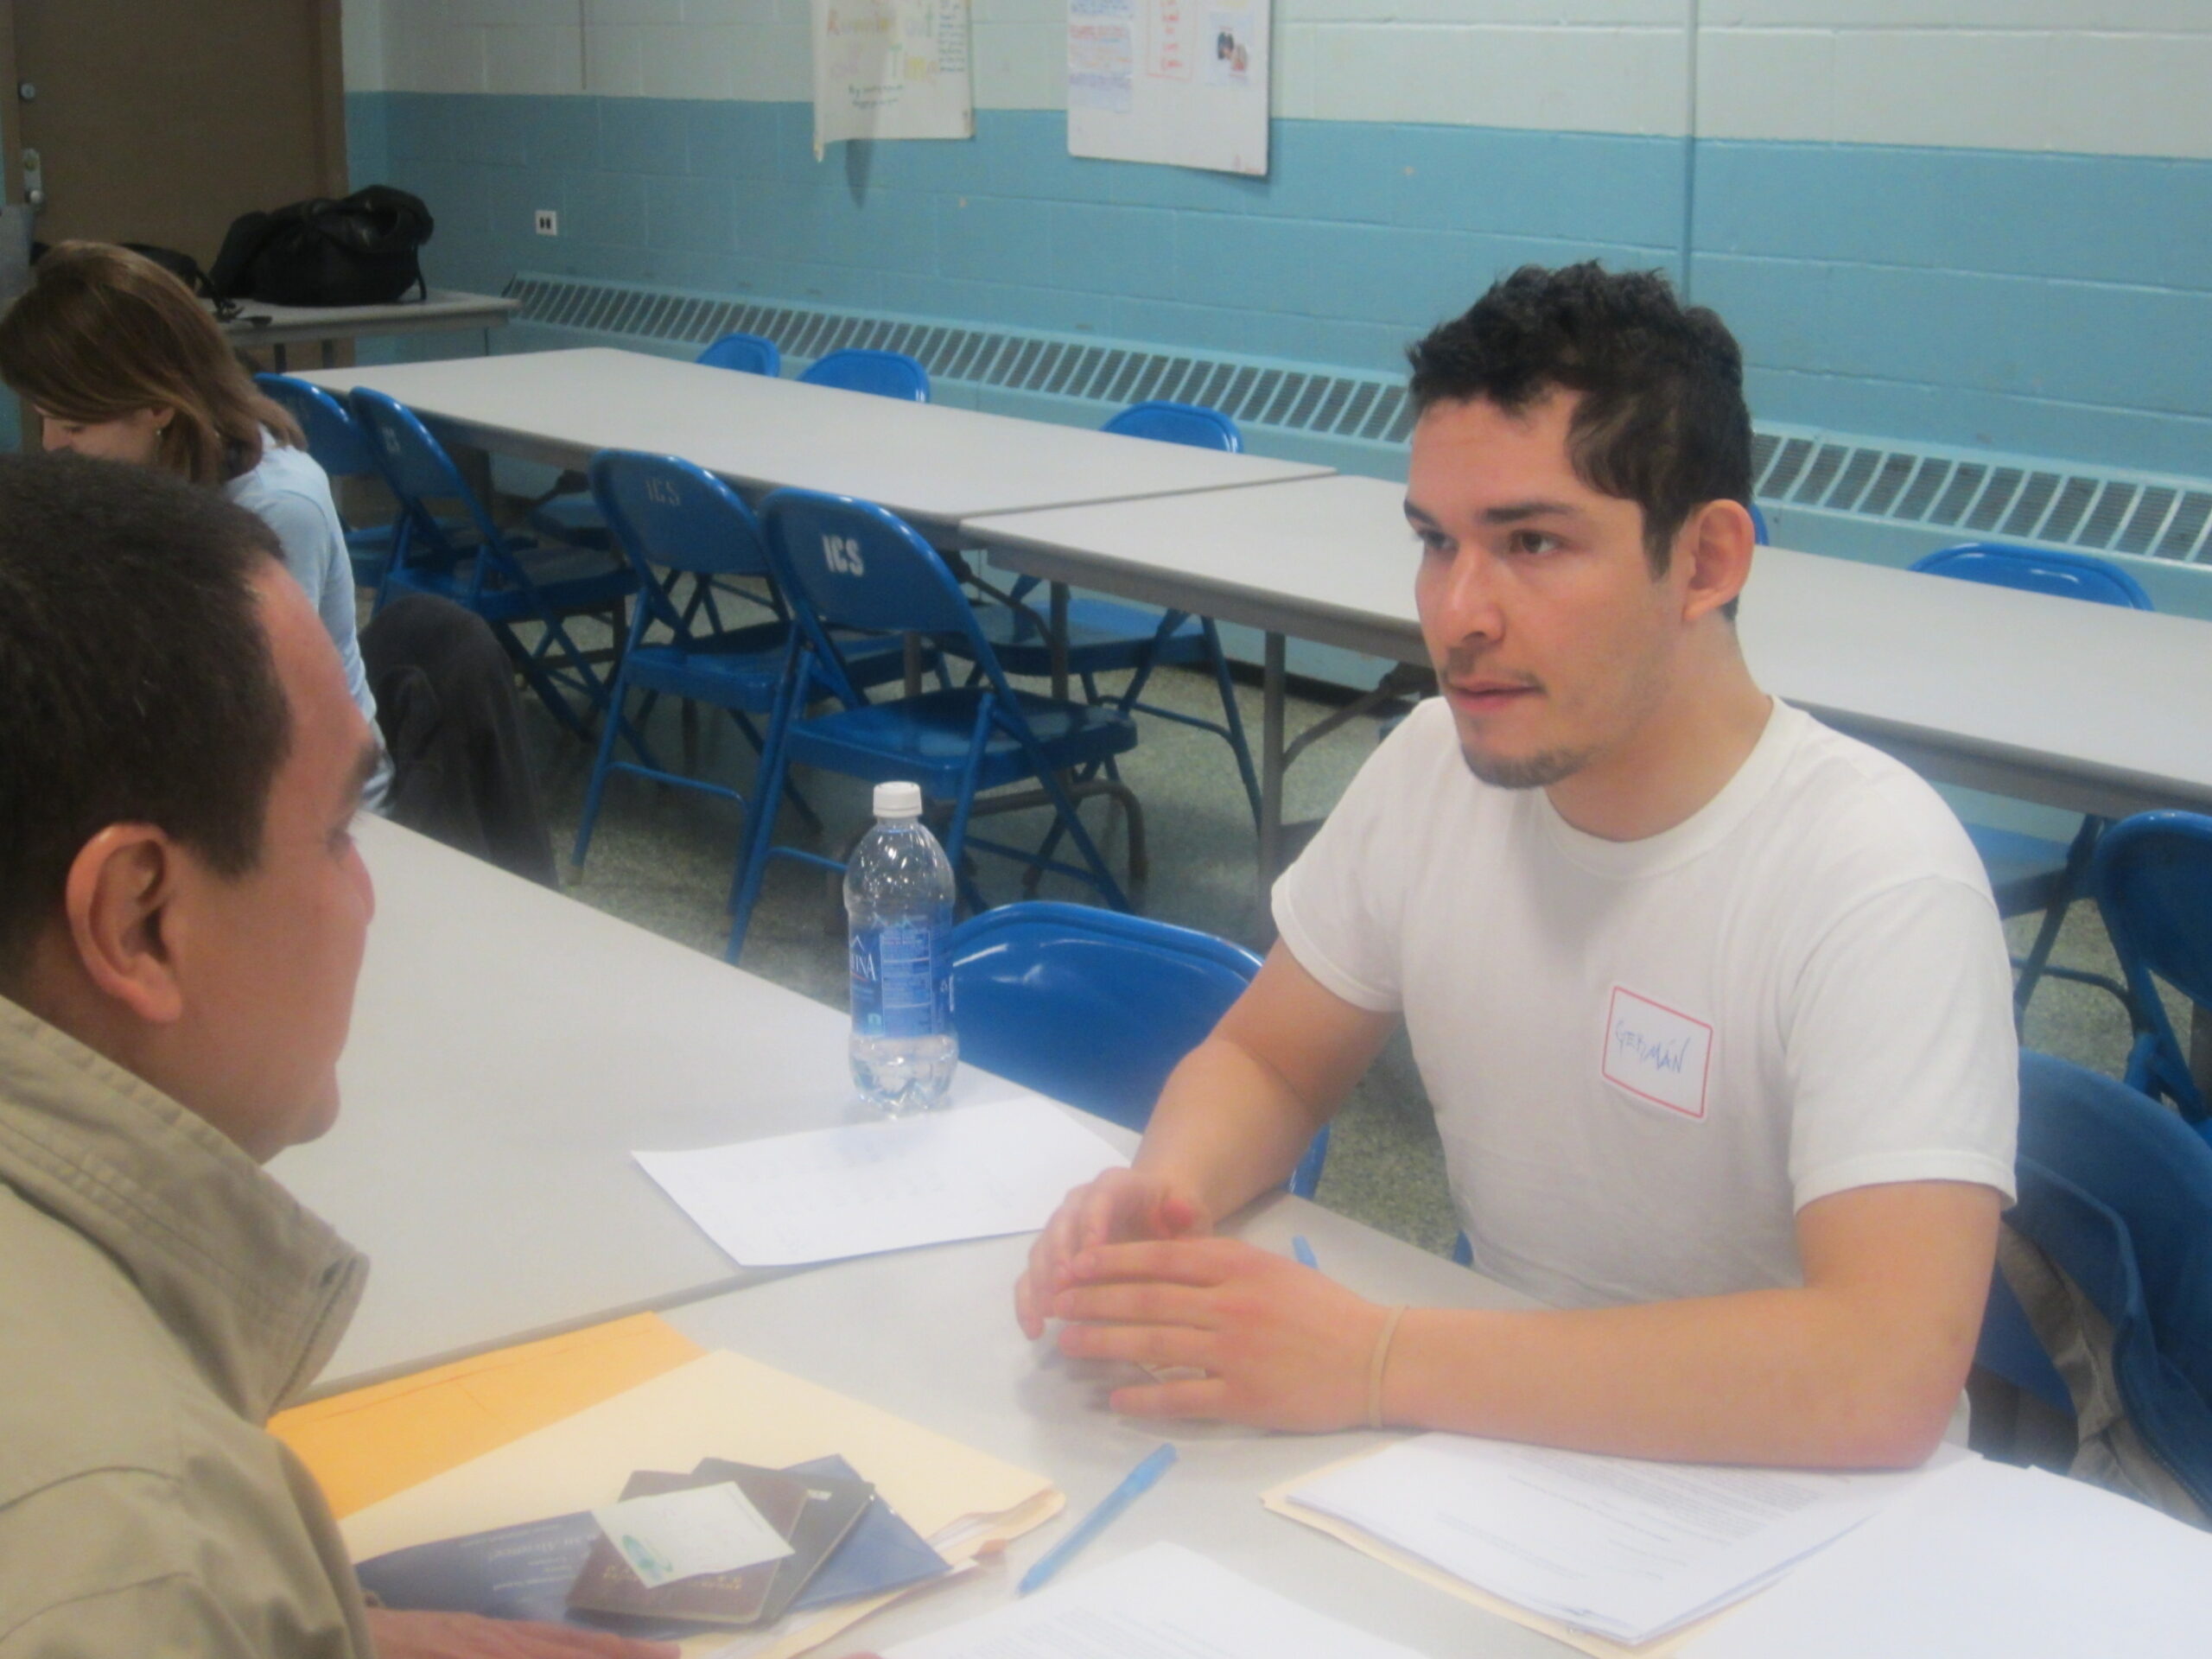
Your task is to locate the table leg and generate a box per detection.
[1049,582,1071,702]
[903,632,923,698]
[273,342,289,372]
[321,339,336,370]
[1258,632,1287,898]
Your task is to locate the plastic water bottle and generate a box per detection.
[846,780,959,1114]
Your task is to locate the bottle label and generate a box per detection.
[849,922,950,1039]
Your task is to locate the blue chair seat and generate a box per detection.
[388,546,637,628]
[976,597,1212,677]
[622,623,912,707]
[526,493,616,553]
[1967,823,2078,915]
[780,685,1136,797]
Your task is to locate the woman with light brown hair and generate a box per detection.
[0,239,386,804]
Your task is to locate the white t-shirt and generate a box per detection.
[1274,696,2018,1312]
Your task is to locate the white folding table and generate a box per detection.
[274,817,1041,1394]
[297,346,1329,544]
[276,817,1557,1653]
[963,473,2212,873]
[218,288,518,372]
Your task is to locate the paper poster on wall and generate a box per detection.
[812,0,975,159]
[1068,0,1268,175]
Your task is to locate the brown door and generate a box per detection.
[2,0,345,267]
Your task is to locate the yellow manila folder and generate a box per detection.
[340,1348,1063,1657]
[270,1313,706,1518]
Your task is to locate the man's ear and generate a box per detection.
[1677,499,1756,624]
[60,824,188,1025]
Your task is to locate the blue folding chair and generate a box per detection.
[950,902,1327,1198]
[959,402,1262,836]
[524,333,790,553]
[1911,542,2154,1020]
[728,489,1139,962]
[572,452,921,880]
[2093,812,2212,1136]
[1980,1051,2212,1516]
[695,331,781,377]
[349,387,637,741]
[255,372,410,590]
[1748,500,1770,544]
[798,348,929,402]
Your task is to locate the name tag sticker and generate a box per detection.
[1602,986,1713,1121]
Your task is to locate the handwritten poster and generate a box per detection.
[1068,0,1269,176]
[812,0,975,157]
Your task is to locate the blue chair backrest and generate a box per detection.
[256,372,375,478]
[1747,500,1770,545]
[696,332,781,377]
[760,489,977,639]
[346,388,508,575]
[949,902,1258,1132]
[2094,812,2212,1117]
[1912,542,2155,610]
[798,348,929,402]
[589,451,773,582]
[1103,400,1242,453]
[2012,1050,2212,1510]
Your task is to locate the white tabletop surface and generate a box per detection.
[965,473,2212,820]
[217,288,518,344]
[297,346,1330,536]
[273,816,1037,1395]
[667,1207,1545,1658]
[275,817,1553,1653]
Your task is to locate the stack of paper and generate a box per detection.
[635,1096,1127,1266]
[884,1542,1432,1659]
[1680,1458,2212,1659]
[1277,1433,1966,1648]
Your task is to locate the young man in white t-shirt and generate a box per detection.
[1014,264,2018,1468]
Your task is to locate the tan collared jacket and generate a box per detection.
[0,996,373,1655]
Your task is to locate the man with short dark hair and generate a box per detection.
[0,455,669,1657]
[1016,264,2018,1467]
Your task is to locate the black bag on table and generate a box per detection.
[210,185,435,308]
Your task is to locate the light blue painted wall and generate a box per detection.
[348,91,2212,477]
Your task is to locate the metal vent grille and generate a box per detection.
[1750,425,2212,567]
[504,275,1414,447]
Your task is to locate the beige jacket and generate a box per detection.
[0,997,373,1656]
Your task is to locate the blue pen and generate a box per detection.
[1292,1235,1319,1270]
[1016,1444,1178,1596]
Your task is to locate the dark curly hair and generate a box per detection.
[1408,263,1752,601]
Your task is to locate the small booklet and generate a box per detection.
[353,1453,947,1635]
[567,1464,840,1628]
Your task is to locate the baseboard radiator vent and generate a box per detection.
[502,273,2212,603]
[502,273,1410,474]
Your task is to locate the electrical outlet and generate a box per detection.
[534,209,558,236]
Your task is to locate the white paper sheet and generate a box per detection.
[636,1096,1125,1267]
[1681,1458,2212,1659]
[1289,1433,1967,1646]
[592,1483,792,1588]
[883,1541,1433,1658]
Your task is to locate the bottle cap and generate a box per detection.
[873,780,924,819]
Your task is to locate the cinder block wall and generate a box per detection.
[340,2,2212,475]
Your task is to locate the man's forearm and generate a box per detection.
[1135,1037,1337,1225]
[1386,1284,1974,1468]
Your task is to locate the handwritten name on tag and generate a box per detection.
[1602,986,1713,1121]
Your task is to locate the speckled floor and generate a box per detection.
[502,632,2164,1259]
